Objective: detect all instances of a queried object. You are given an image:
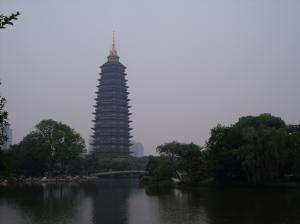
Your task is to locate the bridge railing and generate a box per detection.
[94,170,146,177]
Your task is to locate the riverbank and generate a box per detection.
[0,175,98,186]
[140,177,300,190]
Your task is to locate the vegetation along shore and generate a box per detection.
[1,113,300,189]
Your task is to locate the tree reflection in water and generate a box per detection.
[141,186,300,224]
[0,183,90,224]
[1,180,300,224]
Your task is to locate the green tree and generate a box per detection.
[286,125,300,179]
[235,113,286,130]
[146,156,174,182]
[0,83,8,147]
[236,126,289,184]
[82,153,99,174]
[142,142,206,186]
[0,150,12,177]
[0,12,20,177]
[157,141,206,184]
[206,113,295,185]
[206,124,244,183]
[10,134,51,176]
[140,155,174,187]
[11,119,86,176]
[97,158,136,171]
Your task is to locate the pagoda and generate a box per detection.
[92,36,132,157]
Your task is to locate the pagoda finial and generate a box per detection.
[107,31,119,62]
[112,31,116,49]
[109,31,118,57]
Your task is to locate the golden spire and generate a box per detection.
[107,31,119,62]
[109,31,118,57]
[112,31,116,49]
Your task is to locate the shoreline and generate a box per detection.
[141,177,300,190]
[0,175,98,186]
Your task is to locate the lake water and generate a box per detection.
[1,178,300,224]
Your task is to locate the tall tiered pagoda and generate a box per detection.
[92,37,132,157]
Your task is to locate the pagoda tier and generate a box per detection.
[92,40,132,157]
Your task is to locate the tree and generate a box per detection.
[146,156,174,181]
[10,133,51,176]
[0,82,8,147]
[0,149,12,177]
[157,141,207,184]
[140,155,174,187]
[235,113,286,130]
[206,113,296,185]
[206,125,244,183]
[286,125,300,179]
[142,142,206,186]
[97,157,137,171]
[236,126,289,184]
[82,153,99,174]
[0,12,20,29]
[0,11,20,176]
[11,119,86,176]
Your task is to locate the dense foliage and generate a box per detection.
[142,142,207,186]
[0,150,11,177]
[143,114,300,186]
[9,119,86,176]
[0,82,10,176]
[0,119,148,177]
[0,83,8,147]
[207,114,300,184]
[1,113,300,186]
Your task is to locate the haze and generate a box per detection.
[1,0,299,155]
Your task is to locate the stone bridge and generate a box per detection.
[94,170,146,178]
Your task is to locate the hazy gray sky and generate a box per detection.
[1,0,300,155]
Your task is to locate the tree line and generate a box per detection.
[141,114,300,186]
[0,119,146,177]
[1,113,300,186]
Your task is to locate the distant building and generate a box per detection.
[92,35,132,157]
[88,136,94,153]
[1,125,12,150]
[130,141,144,157]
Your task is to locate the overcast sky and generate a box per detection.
[1,0,300,155]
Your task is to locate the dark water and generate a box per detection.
[1,179,300,224]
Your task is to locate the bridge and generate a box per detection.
[94,170,146,178]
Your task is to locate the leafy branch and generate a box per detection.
[0,11,20,29]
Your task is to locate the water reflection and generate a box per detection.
[197,187,300,224]
[128,188,209,224]
[0,183,92,224]
[129,185,300,224]
[1,180,300,224]
[86,179,134,224]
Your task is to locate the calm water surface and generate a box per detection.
[1,178,300,224]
